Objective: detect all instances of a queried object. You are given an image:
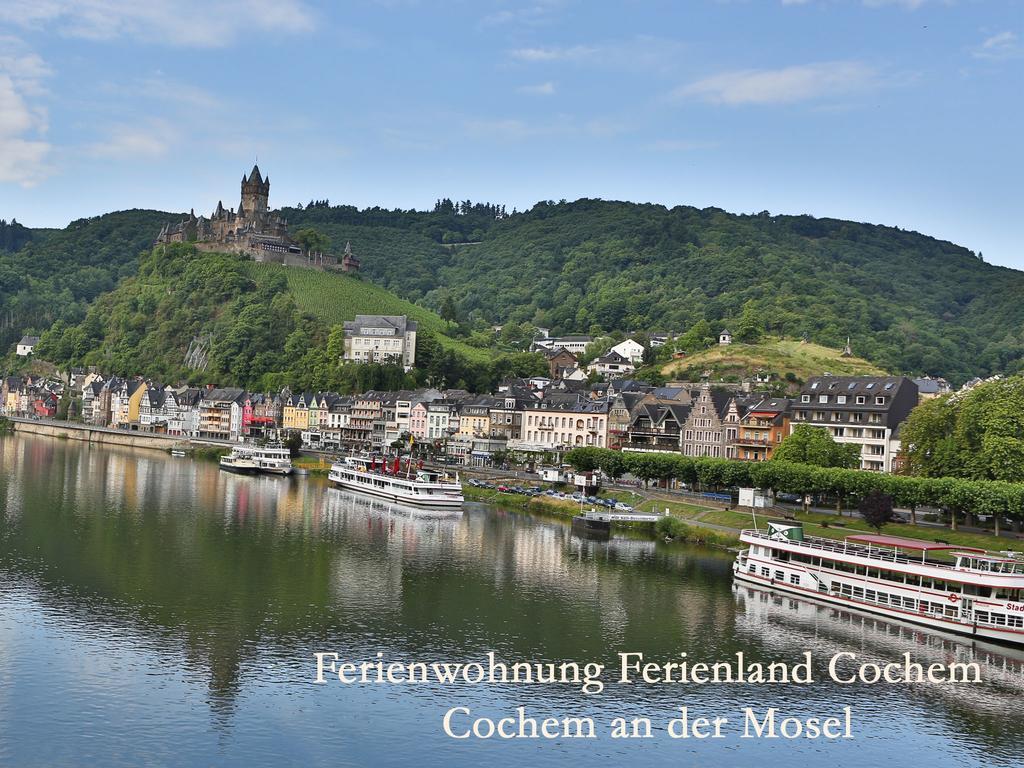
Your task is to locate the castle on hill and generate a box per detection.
[156,165,360,272]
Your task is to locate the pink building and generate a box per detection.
[409,401,428,441]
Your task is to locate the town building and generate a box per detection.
[517,394,610,452]
[342,315,418,370]
[789,376,919,472]
[733,397,791,461]
[610,338,645,364]
[586,350,636,379]
[531,335,595,355]
[542,347,578,379]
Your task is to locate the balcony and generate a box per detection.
[733,435,771,446]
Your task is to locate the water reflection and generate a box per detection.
[1,434,1023,767]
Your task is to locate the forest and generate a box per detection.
[34,243,546,394]
[284,198,1024,385]
[4,197,1024,384]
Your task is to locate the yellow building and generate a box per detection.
[127,381,148,423]
[282,393,310,430]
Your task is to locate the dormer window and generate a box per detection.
[837,395,847,404]
[818,395,828,403]
[855,395,866,405]
[875,396,885,405]
[801,395,810,403]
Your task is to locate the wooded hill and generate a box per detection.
[5,197,1023,384]
[284,198,1024,385]
[34,244,545,393]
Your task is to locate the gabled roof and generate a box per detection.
[343,315,418,334]
[593,350,632,365]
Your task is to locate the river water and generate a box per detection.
[1,434,1023,767]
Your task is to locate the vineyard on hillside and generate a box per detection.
[242,262,489,362]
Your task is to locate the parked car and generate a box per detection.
[614,502,634,512]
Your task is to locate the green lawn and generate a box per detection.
[660,336,886,381]
[242,262,490,362]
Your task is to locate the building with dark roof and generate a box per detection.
[790,375,918,472]
[342,315,418,370]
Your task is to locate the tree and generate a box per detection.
[294,227,331,254]
[734,300,763,344]
[439,295,459,327]
[284,431,303,458]
[772,424,860,469]
[858,489,894,531]
[596,451,628,483]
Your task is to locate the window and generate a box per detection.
[875,396,886,405]
[837,395,847,404]
[856,395,866,404]
[801,395,810,403]
[789,574,800,585]
[819,395,829,403]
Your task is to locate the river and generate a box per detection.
[1,434,1022,767]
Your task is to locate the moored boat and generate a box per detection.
[328,456,463,508]
[734,521,1024,645]
[219,444,293,475]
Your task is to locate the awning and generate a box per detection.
[846,533,985,553]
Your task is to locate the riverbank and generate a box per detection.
[462,485,741,547]
[464,483,1024,555]
[9,417,187,452]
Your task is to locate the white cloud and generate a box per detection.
[509,36,686,72]
[87,119,179,158]
[0,0,315,48]
[481,1,565,27]
[517,81,556,95]
[972,31,1022,61]
[0,38,52,185]
[674,61,878,105]
[511,44,598,63]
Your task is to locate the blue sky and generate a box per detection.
[0,0,1021,266]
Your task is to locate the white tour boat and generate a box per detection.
[734,522,1024,645]
[328,456,463,508]
[219,444,293,475]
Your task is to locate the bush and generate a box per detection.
[655,515,689,539]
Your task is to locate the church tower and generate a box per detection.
[240,164,270,216]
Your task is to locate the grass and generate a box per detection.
[467,480,1021,555]
[293,455,331,475]
[660,336,886,382]
[242,262,490,363]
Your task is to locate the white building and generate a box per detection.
[610,338,645,364]
[16,336,39,356]
[342,315,418,370]
[587,351,636,379]
[531,335,595,355]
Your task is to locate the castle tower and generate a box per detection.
[240,164,270,216]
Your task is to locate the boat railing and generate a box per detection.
[741,528,961,571]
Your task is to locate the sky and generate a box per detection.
[0,0,1021,266]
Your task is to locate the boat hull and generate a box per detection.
[219,461,292,476]
[329,477,463,508]
[732,562,1024,646]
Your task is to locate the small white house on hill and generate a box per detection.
[16,336,39,356]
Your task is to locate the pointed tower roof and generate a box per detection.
[246,164,263,184]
